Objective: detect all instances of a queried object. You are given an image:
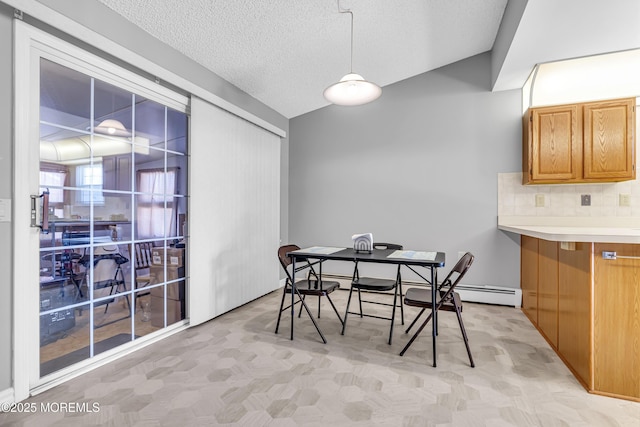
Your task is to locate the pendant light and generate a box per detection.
[323,1,381,106]
[94,119,131,137]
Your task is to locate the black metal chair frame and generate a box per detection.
[399,252,475,367]
[275,245,344,344]
[341,243,404,345]
[79,252,131,328]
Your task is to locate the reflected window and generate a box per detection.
[76,163,105,205]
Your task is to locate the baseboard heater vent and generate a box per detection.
[321,275,521,308]
[455,284,521,308]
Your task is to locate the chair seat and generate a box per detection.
[352,277,397,292]
[285,279,340,296]
[404,287,462,313]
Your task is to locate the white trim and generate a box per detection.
[4,0,286,138]
[13,18,36,403]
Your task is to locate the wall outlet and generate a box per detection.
[619,193,631,207]
[535,194,545,207]
[581,194,591,206]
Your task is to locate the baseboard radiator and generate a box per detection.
[319,275,522,308]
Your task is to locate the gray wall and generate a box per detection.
[0,3,13,391]
[0,0,289,394]
[289,52,522,288]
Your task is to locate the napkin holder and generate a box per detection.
[352,233,373,254]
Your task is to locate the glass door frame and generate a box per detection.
[14,21,189,400]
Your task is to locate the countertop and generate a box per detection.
[498,216,640,243]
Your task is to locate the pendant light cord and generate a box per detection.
[337,0,354,73]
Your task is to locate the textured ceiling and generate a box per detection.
[96,0,508,118]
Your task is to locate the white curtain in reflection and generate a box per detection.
[39,166,67,204]
[136,168,177,239]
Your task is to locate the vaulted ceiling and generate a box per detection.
[96,0,640,119]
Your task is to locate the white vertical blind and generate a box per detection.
[190,96,281,326]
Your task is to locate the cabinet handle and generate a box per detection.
[602,251,640,260]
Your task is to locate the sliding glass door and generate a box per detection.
[37,56,188,377]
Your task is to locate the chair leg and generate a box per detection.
[357,288,364,317]
[317,294,321,318]
[341,286,355,335]
[295,288,327,344]
[298,295,305,318]
[325,294,344,326]
[400,311,434,356]
[397,268,404,325]
[453,301,475,367]
[405,307,426,333]
[388,283,398,345]
[275,286,288,334]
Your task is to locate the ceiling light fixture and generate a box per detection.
[94,119,131,137]
[323,1,381,106]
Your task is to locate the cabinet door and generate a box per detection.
[538,239,558,347]
[583,99,635,181]
[102,154,132,192]
[526,105,581,183]
[558,243,592,389]
[521,236,538,323]
[593,243,640,400]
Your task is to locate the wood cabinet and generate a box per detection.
[557,242,592,389]
[523,97,635,184]
[593,243,640,400]
[520,236,538,323]
[520,237,639,401]
[538,239,558,347]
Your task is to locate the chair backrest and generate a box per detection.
[278,244,301,281]
[438,252,474,295]
[133,242,154,270]
[373,242,403,250]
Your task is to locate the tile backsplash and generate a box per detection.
[498,172,640,218]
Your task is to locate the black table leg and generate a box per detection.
[431,265,437,367]
[291,256,295,340]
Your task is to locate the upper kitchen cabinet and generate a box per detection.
[523,97,636,184]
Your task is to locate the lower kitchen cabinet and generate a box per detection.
[520,236,639,401]
[520,236,538,323]
[538,239,558,347]
[557,242,592,389]
[593,243,640,400]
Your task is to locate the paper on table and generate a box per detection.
[387,250,437,261]
[293,246,345,255]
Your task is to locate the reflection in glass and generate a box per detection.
[40,304,90,376]
[167,107,188,154]
[40,59,91,131]
[38,57,188,377]
[135,97,166,150]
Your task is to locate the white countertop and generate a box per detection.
[498,216,640,243]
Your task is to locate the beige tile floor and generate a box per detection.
[2,287,639,426]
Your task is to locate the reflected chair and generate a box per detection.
[131,242,155,308]
[79,247,130,327]
[399,252,475,367]
[341,243,404,345]
[275,244,343,343]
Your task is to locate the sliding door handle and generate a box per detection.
[30,189,50,234]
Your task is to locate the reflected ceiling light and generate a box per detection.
[323,1,381,106]
[94,119,131,137]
